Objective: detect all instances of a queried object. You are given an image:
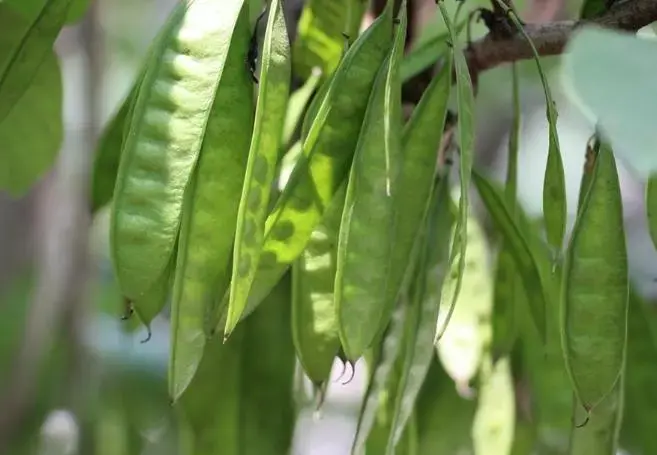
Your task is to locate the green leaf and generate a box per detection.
[620,290,657,455]
[562,26,657,177]
[386,173,454,454]
[491,64,521,360]
[0,0,71,126]
[178,273,296,455]
[472,170,548,343]
[90,76,142,213]
[6,0,88,23]
[0,5,62,195]
[416,357,476,454]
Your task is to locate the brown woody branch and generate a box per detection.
[465,0,657,78]
[404,0,657,103]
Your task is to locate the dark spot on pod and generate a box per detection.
[121,297,134,321]
[247,7,268,84]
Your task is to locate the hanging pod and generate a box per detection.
[167,0,256,401]
[211,3,394,333]
[472,170,548,344]
[492,0,566,262]
[291,184,347,388]
[434,2,476,343]
[335,1,406,361]
[225,0,292,338]
[560,139,628,417]
[381,48,453,345]
[110,0,247,303]
[435,190,493,394]
[352,301,409,455]
[491,63,521,361]
[177,273,296,455]
[384,169,454,455]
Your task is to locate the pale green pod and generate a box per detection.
[226,0,291,337]
[472,357,515,455]
[111,0,246,302]
[434,2,476,343]
[168,1,255,401]
[291,184,346,385]
[436,191,493,392]
[560,140,628,413]
[210,6,394,334]
[335,4,406,360]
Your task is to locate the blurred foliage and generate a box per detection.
[1,0,657,454]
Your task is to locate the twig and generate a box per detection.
[464,0,657,78]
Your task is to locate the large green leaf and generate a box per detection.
[620,290,657,455]
[6,0,89,24]
[0,5,63,195]
[416,357,476,453]
[562,26,657,177]
[177,274,296,455]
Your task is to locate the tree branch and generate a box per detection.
[465,0,657,77]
